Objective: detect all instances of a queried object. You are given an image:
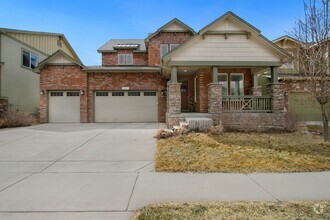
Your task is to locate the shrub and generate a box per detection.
[0,111,39,128]
[154,129,174,139]
[284,112,299,132]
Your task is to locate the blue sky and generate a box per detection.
[0,0,304,65]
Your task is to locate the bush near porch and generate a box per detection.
[155,132,330,173]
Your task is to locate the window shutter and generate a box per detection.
[160,44,168,57]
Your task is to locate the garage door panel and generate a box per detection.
[49,91,80,123]
[94,91,158,122]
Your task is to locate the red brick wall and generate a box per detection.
[87,72,167,122]
[102,50,148,66]
[40,65,88,123]
[196,68,212,113]
[148,32,193,66]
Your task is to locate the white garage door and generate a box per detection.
[48,91,80,123]
[94,91,158,122]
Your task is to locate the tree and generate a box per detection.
[291,0,330,141]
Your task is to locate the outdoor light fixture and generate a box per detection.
[184,69,187,73]
[80,90,84,95]
[40,90,44,95]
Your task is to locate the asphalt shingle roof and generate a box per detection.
[97,39,146,52]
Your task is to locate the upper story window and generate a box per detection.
[118,53,133,65]
[22,49,38,69]
[160,44,180,58]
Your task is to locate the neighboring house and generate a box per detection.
[0,28,79,115]
[258,35,330,121]
[36,11,292,131]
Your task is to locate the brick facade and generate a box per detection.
[102,50,148,66]
[147,32,193,66]
[39,65,88,123]
[40,65,167,123]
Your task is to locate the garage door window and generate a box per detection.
[144,92,156,96]
[50,92,63,96]
[67,92,80,96]
[112,92,125,96]
[96,92,109,96]
[128,92,140,96]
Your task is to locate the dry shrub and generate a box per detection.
[208,124,224,135]
[0,111,39,128]
[284,112,299,132]
[154,129,174,139]
[174,126,190,136]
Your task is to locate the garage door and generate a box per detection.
[288,92,330,121]
[48,91,80,123]
[94,91,158,122]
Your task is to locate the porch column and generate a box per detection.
[267,83,285,113]
[208,83,222,125]
[166,82,182,127]
[171,66,178,83]
[212,66,218,83]
[252,74,262,96]
[270,66,279,83]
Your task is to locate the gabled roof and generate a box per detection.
[34,50,84,73]
[272,35,300,44]
[162,11,291,64]
[97,39,146,53]
[145,18,196,42]
[0,27,80,62]
[199,11,261,34]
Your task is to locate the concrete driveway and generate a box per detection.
[0,123,160,219]
[0,123,329,220]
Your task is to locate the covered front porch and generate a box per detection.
[165,65,286,131]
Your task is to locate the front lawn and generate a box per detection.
[133,201,330,220]
[155,132,330,173]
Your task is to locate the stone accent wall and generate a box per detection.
[87,72,167,122]
[148,32,193,66]
[166,82,181,127]
[222,112,286,132]
[0,99,8,118]
[102,50,148,66]
[267,83,286,113]
[40,65,88,123]
[208,83,222,125]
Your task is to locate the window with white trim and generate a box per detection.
[160,44,168,57]
[22,49,38,69]
[170,44,179,51]
[118,54,133,65]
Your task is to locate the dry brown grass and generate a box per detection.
[0,111,39,128]
[155,132,330,173]
[132,201,330,220]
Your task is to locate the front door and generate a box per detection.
[180,81,189,111]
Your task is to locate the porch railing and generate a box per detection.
[222,96,272,112]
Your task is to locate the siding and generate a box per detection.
[172,35,280,62]
[7,32,73,57]
[1,34,47,113]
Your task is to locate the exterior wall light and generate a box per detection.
[40,90,44,95]
[80,90,84,95]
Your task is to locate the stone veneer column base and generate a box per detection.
[267,83,286,113]
[166,82,182,128]
[208,83,222,125]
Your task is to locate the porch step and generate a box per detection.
[180,113,212,118]
[185,117,213,131]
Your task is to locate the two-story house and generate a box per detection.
[0,28,79,116]
[37,11,292,131]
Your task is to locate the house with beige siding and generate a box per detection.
[36,11,293,131]
[0,28,79,115]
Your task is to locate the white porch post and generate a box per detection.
[171,66,178,83]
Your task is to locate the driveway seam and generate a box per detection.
[0,173,35,194]
[0,134,39,148]
[39,130,107,173]
[246,174,281,202]
[126,172,139,211]
[134,161,154,172]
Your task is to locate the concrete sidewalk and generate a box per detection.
[0,124,329,220]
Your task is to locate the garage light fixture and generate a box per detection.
[80,90,84,95]
[40,90,44,95]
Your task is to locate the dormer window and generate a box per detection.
[118,54,133,65]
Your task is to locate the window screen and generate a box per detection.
[160,44,168,57]
[126,54,133,65]
[118,54,125,65]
